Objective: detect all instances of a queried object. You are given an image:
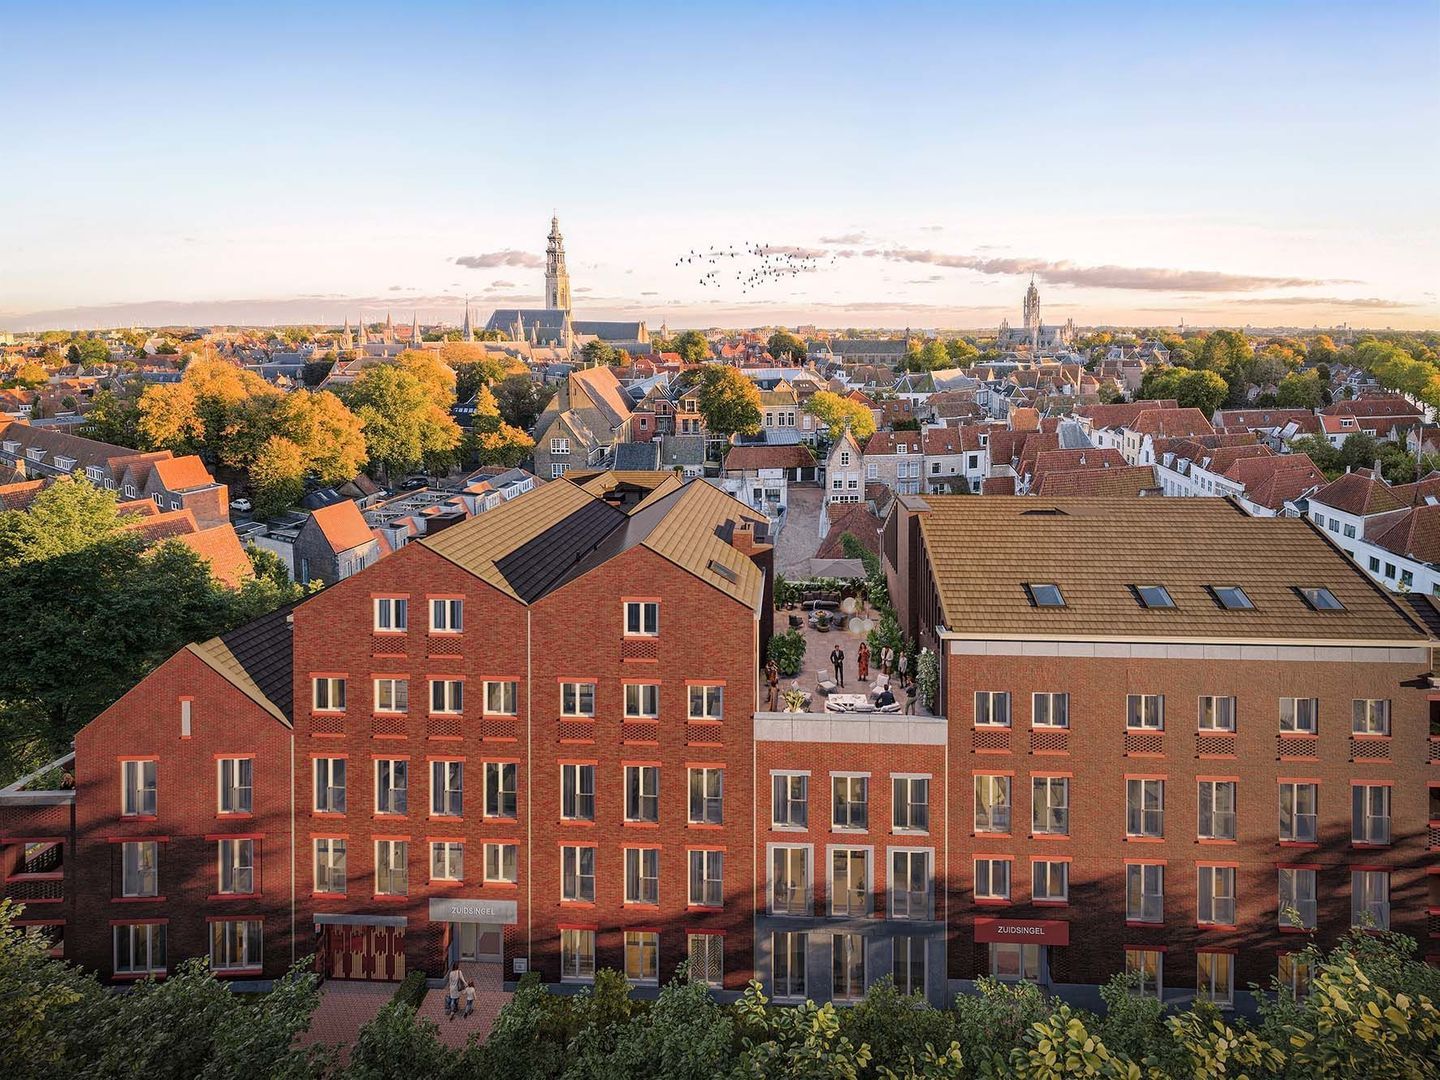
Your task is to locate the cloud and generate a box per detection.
[920,225,944,232]
[766,245,829,259]
[453,250,543,269]
[1225,296,1413,310]
[861,248,1339,292]
[820,232,867,245]
[490,279,515,288]
[387,285,406,291]
[640,291,659,296]
[574,286,593,293]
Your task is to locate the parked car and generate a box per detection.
[229,497,252,513]
[400,476,428,490]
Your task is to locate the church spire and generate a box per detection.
[383,311,394,345]
[546,213,572,314]
[462,298,474,342]
[411,311,420,347]
[355,314,365,351]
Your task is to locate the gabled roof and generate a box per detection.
[1031,448,1126,479]
[186,603,296,725]
[863,431,923,456]
[309,501,377,554]
[815,504,882,561]
[1033,465,1159,497]
[150,454,215,492]
[0,479,44,510]
[1309,469,1405,517]
[176,525,253,587]
[612,442,662,470]
[1131,407,1215,437]
[723,443,817,472]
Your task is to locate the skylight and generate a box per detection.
[1211,586,1253,610]
[1025,583,1065,608]
[1134,585,1175,609]
[1299,587,1344,611]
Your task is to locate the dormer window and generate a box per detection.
[897,444,907,455]
[1024,583,1065,608]
[1298,587,1343,611]
[1133,585,1175,609]
[1210,586,1253,611]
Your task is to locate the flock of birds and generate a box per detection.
[674,242,836,293]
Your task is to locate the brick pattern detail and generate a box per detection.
[1427,824,1440,851]
[371,635,406,657]
[1278,735,1318,759]
[621,721,659,745]
[1030,728,1068,754]
[311,714,344,736]
[426,716,463,741]
[1429,737,1440,764]
[426,636,462,657]
[686,722,724,748]
[973,727,1011,752]
[621,638,659,662]
[1350,737,1391,762]
[1124,732,1164,757]
[4,877,62,902]
[479,717,518,741]
[371,714,407,738]
[1430,913,1440,940]
[557,719,595,743]
[1196,733,1237,758]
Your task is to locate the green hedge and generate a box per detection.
[392,969,428,1008]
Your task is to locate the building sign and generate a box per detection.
[428,898,518,925]
[973,917,1069,946]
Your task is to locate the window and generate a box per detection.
[114,923,166,976]
[832,775,868,830]
[314,838,346,894]
[1198,696,1236,732]
[1369,556,1381,573]
[315,760,345,812]
[867,462,879,480]
[1279,782,1318,842]
[1352,784,1391,845]
[890,849,932,920]
[375,759,408,815]
[122,760,157,817]
[373,597,407,631]
[687,684,723,720]
[1126,695,1164,730]
[1126,779,1164,838]
[551,437,570,455]
[561,764,596,821]
[1125,948,1162,999]
[689,849,724,907]
[483,681,517,715]
[624,601,659,637]
[430,761,463,817]
[485,762,517,819]
[374,840,408,896]
[313,677,346,712]
[772,773,809,829]
[1032,693,1069,728]
[1299,587,1343,611]
[483,842,517,884]
[839,451,851,467]
[561,682,595,717]
[1024,583,1065,607]
[1198,866,1236,926]
[974,775,1012,834]
[430,680,463,714]
[625,765,660,823]
[688,767,723,824]
[624,930,659,984]
[549,462,567,479]
[1352,699,1390,736]
[773,931,807,998]
[374,678,409,713]
[1032,860,1068,902]
[832,933,866,1001]
[893,776,930,833]
[1279,697,1318,734]
[1031,776,1069,835]
[1278,867,1317,930]
[561,845,596,902]
[121,841,158,897]
[689,933,724,987]
[1134,584,1175,609]
[990,943,1041,981]
[624,847,659,905]
[974,691,1011,727]
[561,928,595,981]
[1197,781,1236,840]
[830,848,869,916]
[624,683,659,719]
[1125,863,1164,922]
[770,846,810,915]
[1197,952,1234,1007]
[217,838,254,895]
[1278,953,1313,999]
[430,841,464,882]
[891,936,927,995]
[974,857,1011,901]
[1210,586,1253,610]
[430,598,463,633]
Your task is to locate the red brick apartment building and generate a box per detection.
[2,477,1436,1015]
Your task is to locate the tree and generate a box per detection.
[493,374,556,433]
[395,350,458,410]
[13,362,49,389]
[65,338,110,366]
[581,339,617,367]
[79,387,143,446]
[944,338,978,364]
[342,364,461,479]
[1198,329,1254,372]
[805,390,877,440]
[284,390,368,485]
[1137,366,1229,414]
[696,366,762,437]
[1276,369,1324,409]
[249,435,305,518]
[767,330,806,362]
[472,422,534,469]
[904,339,955,372]
[670,330,710,364]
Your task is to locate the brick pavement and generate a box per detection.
[416,963,508,1049]
[296,981,393,1066]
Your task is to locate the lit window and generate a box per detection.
[1210,586,1253,610]
[1133,584,1175,609]
[1025,583,1065,607]
[560,928,595,981]
[1125,948,1162,998]
[624,930,659,984]
[1197,952,1234,1007]
[1278,953,1312,998]
[1299,587,1343,611]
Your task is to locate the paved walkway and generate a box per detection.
[417,962,509,1049]
[775,485,824,578]
[296,980,393,1066]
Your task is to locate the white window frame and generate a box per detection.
[1279,697,1318,734]
[1031,776,1069,836]
[430,760,463,817]
[974,690,1011,728]
[1125,948,1162,999]
[828,846,870,917]
[561,763,596,821]
[121,840,158,898]
[624,765,660,823]
[1352,698,1390,736]
[974,856,1012,901]
[888,848,933,920]
[832,932,866,1001]
[373,597,408,632]
[624,846,660,905]
[560,928,595,981]
[483,842,517,884]
[1197,865,1237,926]
[1198,695,1236,732]
[1031,859,1068,902]
[430,841,464,882]
[561,844,596,903]
[1279,781,1318,842]
[831,773,868,831]
[121,760,157,817]
[1126,694,1164,731]
[687,684,723,720]
[688,767,723,824]
[688,932,723,987]
[772,772,809,830]
[430,679,463,714]
[312,677,346,713]
[1125,862,1164,923]
[1352,784,1391,845]
[373,678,409,714]
[623,683,659,719]
[973,774,1012,834]
[217,837,255,896]
[375,759,408,816]
[1126,778,1164,838]
[313,758,346,814]
[624,600,659,637]
[1278,867,1317,930]
[374,839,408,896]
[688,848,724,907]
[314,837,346,894]
[483,680,517,716]
[485,761,517,819]
[1031,692,1068,729]
[217,757,253,815]
[769,844,811,916]
[624,929,660,985]
[1197,780,1237,841]
[772,931,807,1000]
[892,775,930,833]
[429,597,463,633]
[1196,951,1234,1008]
[114,923,166,976]
[561,682,596,717]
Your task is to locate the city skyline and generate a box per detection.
[2,0,1437,331]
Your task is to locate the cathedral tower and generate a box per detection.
[546,215,572,314]
[1023,275,1041,333]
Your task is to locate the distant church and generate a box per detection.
[475,216,648,353]
[997,277,1076,351]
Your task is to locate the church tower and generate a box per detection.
[462,299,474,343]
[1023,275,1041,333]
[546,215,572,314]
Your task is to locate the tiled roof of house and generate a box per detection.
[1388,472,1440,507]
[1031,448,1127,479]
[176,525,253,588]
[863,431,923,456]
[309,501,377,554]
[1321,395,1422,418]
[125,508,201,541]
[1370,504,1440,566]
[815,504,883,561]
[187,602,297,725]
[1309,469,1405,517]
[151,455,216,491]
[1033,465,1159,497]
[1074,399,1180,430]
[0,479,44,510]
[723,444,817,472]
[1213,408,1315,431]
[1131,407,1215,437]
[981,476,1016,495]
[922,426,984,455]
[917,496,1429,643]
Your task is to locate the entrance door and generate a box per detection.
[455,922,502,963]
[324,925,407,980]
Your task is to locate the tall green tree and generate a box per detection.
[581,339,617,367]
[766,330,807,362]
[670,330,711,364]
[805,390,877,440]
[696,366,762,437]
[342,364,461,478]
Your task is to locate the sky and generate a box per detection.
[1,0,1437,332]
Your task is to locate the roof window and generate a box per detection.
[1133,585,1175,609]
[1210,586,1253,610]
[1024,583,1065,608]
[1298,587,1343,611]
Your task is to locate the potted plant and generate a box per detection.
[781,688,809,713]
[767,629,807,677]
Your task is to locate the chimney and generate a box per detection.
[730,518,770,558]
